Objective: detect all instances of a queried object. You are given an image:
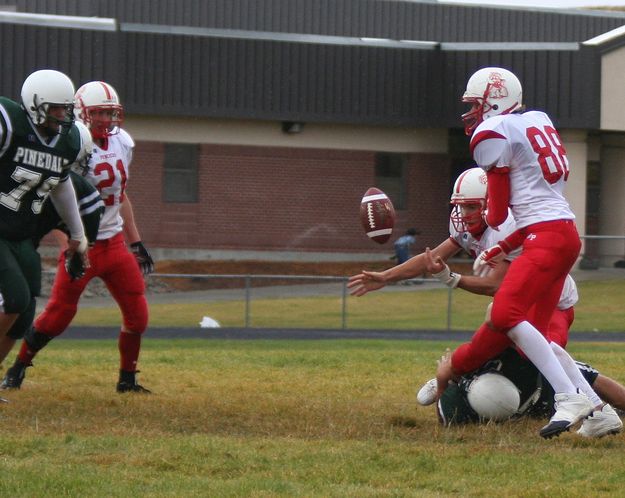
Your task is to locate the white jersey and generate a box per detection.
[448,211,577,309]
[470,111,575,229]
[558,274,578,310]
[84,128,134,240]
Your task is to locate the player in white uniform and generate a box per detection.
[3,81,154,393]
[451,67,609,438]
[349,167,622,437]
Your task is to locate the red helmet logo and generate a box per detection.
[487,72,508,99]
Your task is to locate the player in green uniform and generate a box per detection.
[0,69,88,379]
[418,347,625,438]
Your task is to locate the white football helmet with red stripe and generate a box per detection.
[450,167,488,236]
[74,81,124,139]
[461,67,523,136]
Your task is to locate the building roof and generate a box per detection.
[2,1,625,129]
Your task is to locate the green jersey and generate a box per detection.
[33,171,105,247]
[0,97,80,241]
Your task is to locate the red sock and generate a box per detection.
[118,331,142,372]
[18,341,39,365]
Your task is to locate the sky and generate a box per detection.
[439,0,625,9]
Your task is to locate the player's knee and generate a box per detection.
[35,301,78,335]
[123,300,148,334]
[2,290,31,315]
[489,303,523,331]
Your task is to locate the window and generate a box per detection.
[374,153,406,209]
[163,143,199,203]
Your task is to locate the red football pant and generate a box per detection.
[452,307,574,375]
[490,220,580,333]
[34,233,148,370]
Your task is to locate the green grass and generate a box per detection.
[71,279,625,332]
[1,339,624,497]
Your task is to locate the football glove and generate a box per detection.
[432,263,461,288]
[473,244,508,275]
[64,250,86,281]
[130,241,154,275]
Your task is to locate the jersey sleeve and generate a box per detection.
[117,129,135,164]
[70,172,105,244]
[470,117,512,172]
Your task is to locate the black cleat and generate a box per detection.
[116,381,152,393]
[539,420,571,439]
[1,361,30,390]
[116,369,152,394]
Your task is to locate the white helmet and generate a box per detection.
[72,121,95,176]
[74,81,124,139]
[467,372,520,421]
[450,167,488,236]
[461,67,523,136]
[21,69,75,133]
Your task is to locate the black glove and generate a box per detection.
[130,241,154,275]
[64,250,86,281]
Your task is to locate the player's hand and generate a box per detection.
[64,249,87,281]
[435,348,455,401]
[66,236,90,279]
[427,248,460,288]
[130,241,155,275]
[473,244,507,275]
[347,270,387,296]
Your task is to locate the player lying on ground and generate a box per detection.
[348,167,622,437]
[416,346,625,438]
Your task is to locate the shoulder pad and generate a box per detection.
[117,128,135,148]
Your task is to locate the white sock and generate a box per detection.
[550,342,602,407]
[507,321,576,394]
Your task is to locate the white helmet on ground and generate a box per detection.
[461,67,523,136]
[72,121,95,176]
[21,69,75,133]
[466,372,520,421]
[74,81,124,139]
[450,167,488,236]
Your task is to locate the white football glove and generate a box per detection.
[432,263,461,288]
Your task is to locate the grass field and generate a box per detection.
[1,339,624,497]
[70,279,625,332]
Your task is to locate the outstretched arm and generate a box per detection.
[348,238,460,296]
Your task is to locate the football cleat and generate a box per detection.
[416,378,438,406]
[539,392,594,439]
[116,370,152,394]
[577,404,623,438]
[0,361,30,390]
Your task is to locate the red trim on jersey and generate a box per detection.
[485,169,510,228]
[470,130,506,156]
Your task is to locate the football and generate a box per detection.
[359,187,395,244]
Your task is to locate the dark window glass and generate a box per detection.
[375,153,406,209]
[163,143,199,203]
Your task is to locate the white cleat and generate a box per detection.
[416,378,438,406]
[577,404,623,438]
[540,392,595,439]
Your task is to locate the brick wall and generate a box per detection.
[123,142,452,256]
